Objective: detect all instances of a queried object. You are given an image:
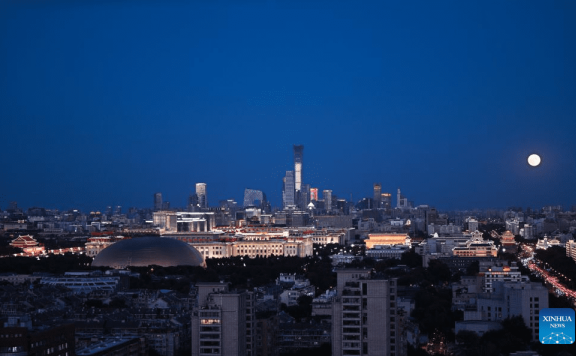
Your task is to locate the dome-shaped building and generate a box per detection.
[92,236,205,268]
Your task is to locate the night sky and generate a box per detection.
[1,0,575,212]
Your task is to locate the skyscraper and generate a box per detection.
[153,193,162,211]
[188,193,199,211]
[310,188,319,201]
[323,189,332,211]
[373,183,382,206]
[299,183,311,209]
[293,145,303,192]
[283,171,295,208]
[382,193,392,211]
[196,183,207,208]
[397,188,409,209]
[243,188,264,207]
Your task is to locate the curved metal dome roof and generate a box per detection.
[92,236,205,268]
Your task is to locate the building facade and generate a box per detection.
[373,184,381,205]
[192,282,255,356]
[196,183,208,208]
[323,190,332,212]
[283,172,295,209]
[332,269,403,356]
[293,145,303,192]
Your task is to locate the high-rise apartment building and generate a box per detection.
[283,171,295,208]
[373,183,381,206]
[196,183,208,208]
[332,269,402,356]
[293,145,303,192]
[323,190,332,211]
[192,282,254,356]
[567,240,576,262]
[154,193,163,211]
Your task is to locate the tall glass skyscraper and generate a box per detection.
[293,145,303,192]
[283,171,295,208]
[196,183,207,208]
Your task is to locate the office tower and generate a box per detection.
[293,145,304,192]
[397,188,409,209]
[283,171,295,208]
[196,183,207,208]
[299,183,311,209]
[332,269,401,356]
[323,190,332,211]
[188,193,199,211]
[381,193,392,211]
[243,188,264,207]
[310,188,319,201]
[373,183,382,207]
[153,193,163,211]
[192,282,254,356]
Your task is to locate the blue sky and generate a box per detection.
[1,0,575,211]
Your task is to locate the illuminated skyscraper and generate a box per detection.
[153,192,163,211]
[382,193,392,211]
[310,188,319,201]
[293,145,303,192]
[196,183,207,208]
[283,171,295,208]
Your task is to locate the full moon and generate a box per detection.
[527,154,541,167]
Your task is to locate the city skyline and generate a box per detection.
[1,1,575,211]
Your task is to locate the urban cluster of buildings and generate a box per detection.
[2,146,576,355]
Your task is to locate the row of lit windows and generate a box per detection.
[0,333,23,338]
[201,319,221,325]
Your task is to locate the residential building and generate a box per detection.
[192,282,254,356]
[566,239,576,261]
[332,269,403,356]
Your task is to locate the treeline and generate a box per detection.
[0,253,93,274]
